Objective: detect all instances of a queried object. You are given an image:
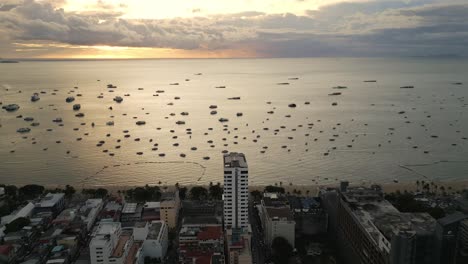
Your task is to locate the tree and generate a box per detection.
[179,187,187,200]
[18,184,44,200]
[271,236,293,264]
[251,190,262,201]
[96,188,108,198]
[264,185,285,194]
[190,187,208,200]
[5,217,30,233]
[64,185,76,199]
[209,183,223,200]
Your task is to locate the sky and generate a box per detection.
[0,0,467,58]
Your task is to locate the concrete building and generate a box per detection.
[460,219,468,258]
[223,152,249,229]
[320,183,437,264]
[120,203,142,225]
[259,193,295,248]
[34,193,66,216]
[179,224,225,264]
[1,202,35,226]
[287,196,328,236]
[142,202,160,222]
[226,226,252,264]
[133,221,168,262]
[160,191,180,229]
[80,199,104,231]
[182,200,223,225]
[89,222,140,264]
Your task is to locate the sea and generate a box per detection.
[1,58,468,188]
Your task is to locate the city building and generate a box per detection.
[100,201,122,222]
[120,203,142,225]
[0,244,16,264]
[142,202,160,222]
[259,193,295,248]
[159,191,180,229]
[287,196,328,236]
[182,200,223,225]
[320,183,437,264]
[460,219,468,258]
[133,221,168,262]
[34,193,66,216]
[225,226,252,264]
[80,199,104,231]
[179,224,225,264]
[89,222,140,264]
[1,202,35,226]
[223,152,249,229]
[435,212,468,264]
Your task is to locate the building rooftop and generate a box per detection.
[223,152,247,168]
[0,244,13,255]
[437,211,467,226]
[161,191,177,201]
[95,221,121,236]
[122,203,138,214]
[263,194,289,208]
[111,230,132,258]
[180,225,223,241]
[104,201,122,211]
[36,193,64,208]
[148,221,163,240]
[266,207,294,221]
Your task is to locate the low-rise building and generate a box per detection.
[226,226,252,264]
[142,202,160,222]
[133,221,168,262]
[179,224,225,264]
[0,244,16,264]
[120,203,142,225]
[80,199,104,231]
[288,196,328,236]
[34,193,66,217]
[160,191,180,229]
[100,201,122,222]
[259,193,295,248]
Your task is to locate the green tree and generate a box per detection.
[18,184,44,200]
[271,236,293,264]
[190,187,208,200]
[209,183,223,200]
[64,185,76,199]
[264,185,285,194]
[96,188,108,198]
[179,187,187,200]
[251,190,262,201]
[5,217,30,233]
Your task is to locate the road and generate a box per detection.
[249,197,268,264]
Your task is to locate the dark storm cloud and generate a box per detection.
[0,0,467,57]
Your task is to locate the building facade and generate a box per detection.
[160,191,180,229]
[223,152,249,229]
[259,193,295,248]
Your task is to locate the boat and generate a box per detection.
[113,96,123,103]
[400,86,414,89]
[106,121,114,126]
[288,103,296,108]
[73,104,81,110]
[0,60,19,63]
[333,86,347,89]
[191,147,197,151]
[328,92,342,96]
[75,113,85,117]
[176,121,185,125]
[203,156,210,160]
[364,80,377,82]
[31,93,40,102]
[452,82,463,85]
[215,86,226,88]
[23,117,34,121]
[219,118,229,122]
[277,82,290,85]
[159,153,165,157]
[31,122,40,127]
[107,84,117,88]
[195,73,202,75]
[170,83,179,85]
[156,90,165,93]
[227,97,240,100]
[332,102,338,106]
[180,112,189,116]
[209,105,217,109]
[210,111,217,115]
[52,117,63,123]
[180,153,186,158]
[2,104,20,112]
[236,112,243,117]
[65,96,75,103]
[17,127,31,133]
[288,77,299,80]
[136,121,146,125]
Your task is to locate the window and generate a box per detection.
[224,171,232,174]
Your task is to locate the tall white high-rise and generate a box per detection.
[223,152,249,229]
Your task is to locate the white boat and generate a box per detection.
[53,117,63,123]
[31,93,40,102]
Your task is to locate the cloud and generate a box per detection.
[0,0,467,57]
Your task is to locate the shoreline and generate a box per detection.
[10,180,468,196]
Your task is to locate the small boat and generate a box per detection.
[75,113,85,117]
[236,112,243,117]
[180,153,186,158]
[176,121,185,125]
[277,82,290,85]
[215,86,226,88]
[333,86,347,89]
[65,96,75,103]
[227,97,240,100]
[52,117,63,123]
[195,73,202,75]
[180,112,189,116]
[332,102,338,106]
[364,80,377,82]
[170,83,179,85]
[113,96,123,103]
[2,104,20,112]
[24,117,34,121]
[136,121,146,125]
[328,92,342,96]
[107,84,117,88]
[156,90,165,93]
[219,118,229,122]
[17,127,31,133]
[159,153,165,157]
[210,110,217,115]
[73,104,81,110]
[106,121,114,126]
[31,122,40,127]
[452,82,463,85]
[209,105,217,109]
[191,147,197,151]
[288,103,296,108]
[400,85,414,89]
[203,156,210,160]
[288,77,299,80]
[31,93,40,102]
